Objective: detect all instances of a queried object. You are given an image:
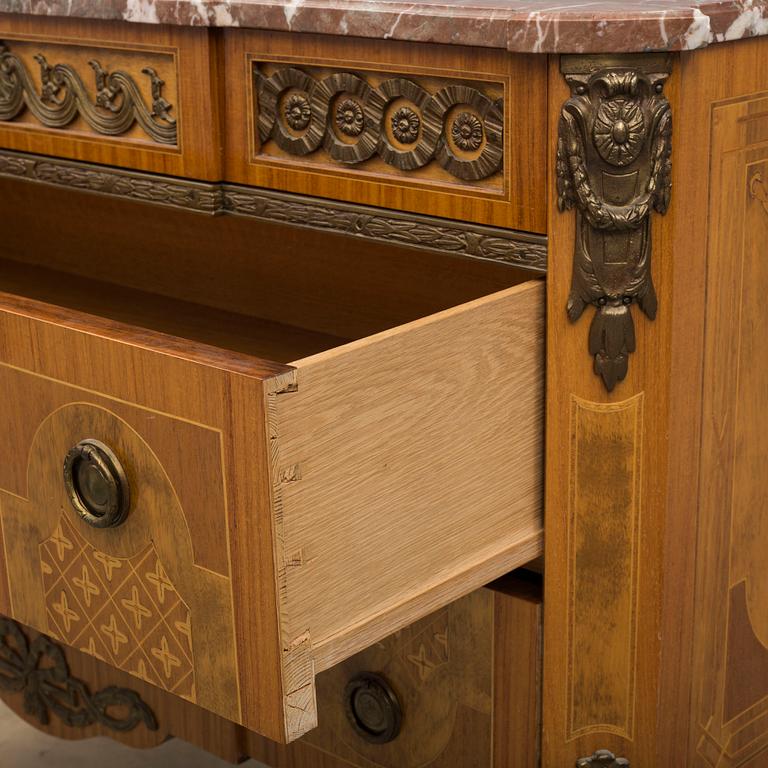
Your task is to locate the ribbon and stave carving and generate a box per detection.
[255,66,504,181]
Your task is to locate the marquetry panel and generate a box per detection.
[0,14,220,179]
[40,514,195,701]
[0,364,240,726]
[224,31,547,232]
[0,580,542,765]
[691,93,768,768]
[567,394,643,741]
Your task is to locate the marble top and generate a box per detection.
[1,0,767,52]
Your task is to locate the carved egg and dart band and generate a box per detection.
[255,66,504,181]
[557,55,672,392]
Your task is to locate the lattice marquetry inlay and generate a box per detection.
[39,514,195,701]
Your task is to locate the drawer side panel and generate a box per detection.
[272,281,545,672]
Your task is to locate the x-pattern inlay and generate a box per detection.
[72,565,100,608]
[121,585,152,630]
[40,514,195,701]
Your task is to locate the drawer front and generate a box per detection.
[0,295,288,740]
[0,580,542,767]
[0,277,543,744]
[0,15,220,179]
[223,32,547,232]
[249,577,542,767]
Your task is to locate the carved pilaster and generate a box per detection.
[556,55,672,391]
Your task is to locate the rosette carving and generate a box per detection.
[557,55,672,391]
[254,65,504,180]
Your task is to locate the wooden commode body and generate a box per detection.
[0,3,766,766]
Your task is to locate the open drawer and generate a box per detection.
[0,240,543,742]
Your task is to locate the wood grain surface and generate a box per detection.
[0,288,287,740]
[0,578,541,766]
[686,58,768,767]
[270,280,544,728]
[542,53,680,766]
[0,177,529,342]
[0,231,543,744]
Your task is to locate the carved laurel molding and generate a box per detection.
[0,616,158,732]
[557,54,672,392]
[0,149,546,273]
[255,67,504,181]
[0,43,177,144]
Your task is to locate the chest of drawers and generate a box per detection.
[0,3,767,766]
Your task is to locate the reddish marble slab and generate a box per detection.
[0,0,766,52]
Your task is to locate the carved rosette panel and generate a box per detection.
[0,42,177,144]
[0,616,157,732]
[40,514,195,702]
[254,64,504,181]
[557,55,672,391]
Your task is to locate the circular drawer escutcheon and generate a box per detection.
[343,672,402,744]
[63,439,130,529]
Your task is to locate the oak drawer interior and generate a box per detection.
[0,178,544,742]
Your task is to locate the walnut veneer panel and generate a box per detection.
[223,31,547,233]
[0,14,220,179]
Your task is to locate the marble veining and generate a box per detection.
[1,0,768,52]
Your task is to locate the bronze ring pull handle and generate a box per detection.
[343,672,402,744]
[63,439,130,529]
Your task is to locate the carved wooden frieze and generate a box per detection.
[0,42,177,144]
[254,64,504,182]
[0,616,157,732]
[557,55,672,392]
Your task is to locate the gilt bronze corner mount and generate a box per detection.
[557,54,672,392]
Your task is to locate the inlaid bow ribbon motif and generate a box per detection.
[0,616,157,732]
